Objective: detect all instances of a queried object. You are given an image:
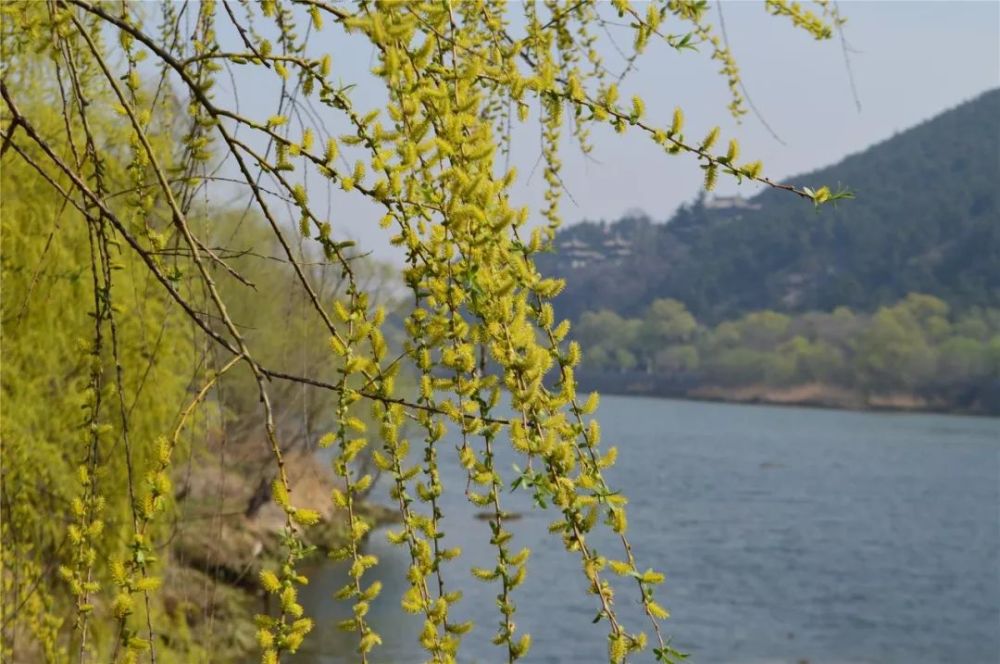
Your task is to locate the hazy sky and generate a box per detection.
[539,0,1000,217]
[215,1,999,261]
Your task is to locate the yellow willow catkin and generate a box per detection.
[0,2,846,663]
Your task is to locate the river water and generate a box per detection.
[295,396,1000,663]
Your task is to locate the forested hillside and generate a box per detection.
[541,89,1000,323]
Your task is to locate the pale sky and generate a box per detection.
[213,1,1000,262]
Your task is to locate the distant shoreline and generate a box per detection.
[574,377,1000,417]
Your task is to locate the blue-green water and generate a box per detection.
[296,396,1000,663]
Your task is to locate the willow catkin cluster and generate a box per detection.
[1,1,848,663]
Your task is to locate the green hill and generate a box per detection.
[541,89,1000,323]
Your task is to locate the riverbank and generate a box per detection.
[687,383,943,413]
[573,371,999,415]
[164,448,396,660]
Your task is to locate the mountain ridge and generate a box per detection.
[540,88,1000,323]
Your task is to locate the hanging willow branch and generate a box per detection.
[1,1,850,663]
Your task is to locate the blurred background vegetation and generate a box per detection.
[574,294,1000,412]
[0,76,401,661]
[539,90,1000,413]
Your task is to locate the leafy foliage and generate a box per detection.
[1,1,846,663]
[1,88,203,662]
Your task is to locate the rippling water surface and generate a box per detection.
[296,397,1000,664]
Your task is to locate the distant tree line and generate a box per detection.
[574,294,1000,407]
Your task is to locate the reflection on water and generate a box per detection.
[294,397,1000,664]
